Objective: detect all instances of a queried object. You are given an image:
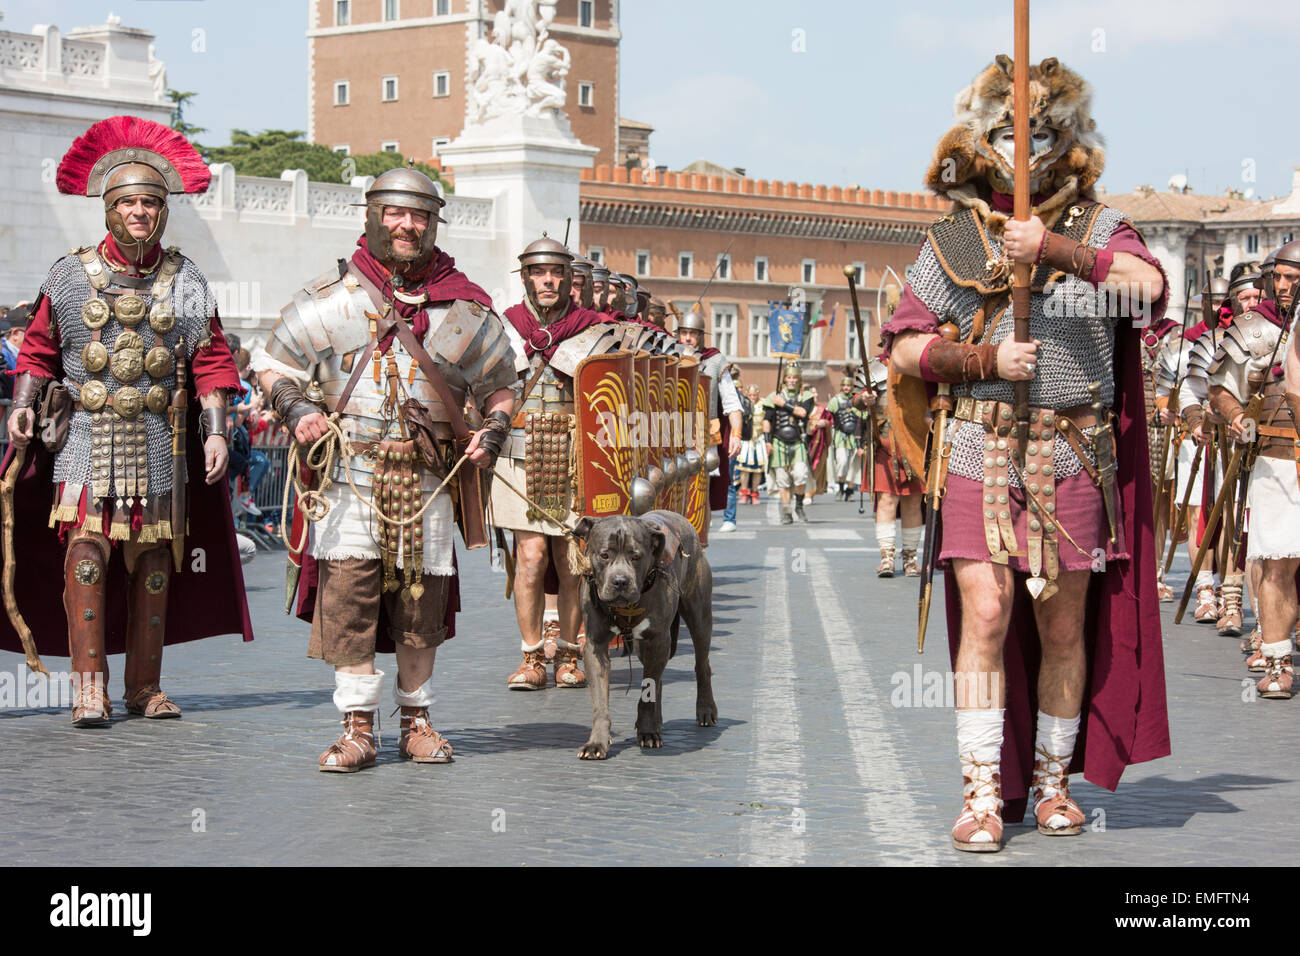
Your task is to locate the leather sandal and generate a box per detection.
[71,680,112,728]
[1256,655,1295,700]
[398,707,454,763]
[507,647,548,690]
[901,549,921,577]
[555,635,587,688]
[952,757,1003,852]
[124,684,182,719]
[319,710,377,772]
[876,547,896,578]
[1193,586,1218,623]
[1030,747,1085,836]
[1241,627,1262,656]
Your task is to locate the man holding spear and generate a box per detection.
[1204,242,1300,699]
[881,27,1170,851]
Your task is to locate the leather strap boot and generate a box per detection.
[65,536,111,727]
[123,545,180,718]
[398,707,454,763]
[1216,577,1244,638]
[319,710,378,772]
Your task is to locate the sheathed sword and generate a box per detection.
[1088,381,1120,546]
[169,337,188,572]
[917,322,960,653]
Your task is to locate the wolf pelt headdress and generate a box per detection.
[924,56,1105,219]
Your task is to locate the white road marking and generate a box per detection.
[739,547,807,866]
[807,528,864,541]
[805,550,940,862]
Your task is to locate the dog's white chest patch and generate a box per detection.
[609,618,652,640]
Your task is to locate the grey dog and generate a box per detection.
[572,510,717,759]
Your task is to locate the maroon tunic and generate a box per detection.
[882,214,1172,821]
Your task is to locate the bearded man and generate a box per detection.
[253,168,520,771]
[0,115,250,725]
[883,57,1170,851]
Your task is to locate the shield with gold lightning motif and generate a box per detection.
[575,350,636,517]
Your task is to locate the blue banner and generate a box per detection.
[767,302,803,358]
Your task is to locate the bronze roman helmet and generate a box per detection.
[517,235,574,314]
[363,167,446,273]
[1226,268,1260,315]
[570,253,595,309]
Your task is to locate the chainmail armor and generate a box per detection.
[41,253,215,496]
[912,204,1129,487]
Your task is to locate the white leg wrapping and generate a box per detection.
[876,525,897,551]
[900,525,922,552]
[1033,711,1081,829]
[333,669,384,714]
[956,708,1004,844]
[394,672,436,709]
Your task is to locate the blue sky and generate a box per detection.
[7,0,1298,199]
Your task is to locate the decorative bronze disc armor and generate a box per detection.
[82,299,110,330]
[114,294,147,327]
[82,341,109,373]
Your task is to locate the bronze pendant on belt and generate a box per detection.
[81,298,110,330]
[114,294,147,327]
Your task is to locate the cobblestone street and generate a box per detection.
[2,498,1291,866]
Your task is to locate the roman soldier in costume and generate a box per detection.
[647,296,669,330]
[674,308,743,530]
[493,237,613,690]
[856,356,925,577]
[1144,296,1189,603]
[883,57,1170,851]
[253,168,520,770]
[1208,241,1300,699]
[569,253,595,310]
[1177,270,1259,628]
[805,388,831,502]
[0,115,251,725]
[762,363,814,524]
[826,369,866,502]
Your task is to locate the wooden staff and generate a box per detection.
[2,415,47,675]
[1011,0,1032,465]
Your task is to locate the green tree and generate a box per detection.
[166,89,207,148]
[203,129,450,190]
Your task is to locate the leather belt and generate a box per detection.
[512,404,575,429]
[74,397,161,417]
[952,397,1102,429]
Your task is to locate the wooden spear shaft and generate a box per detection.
[1011,0,1032,465]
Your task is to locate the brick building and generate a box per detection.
[307,0,621,163]
[576,164,942,395]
